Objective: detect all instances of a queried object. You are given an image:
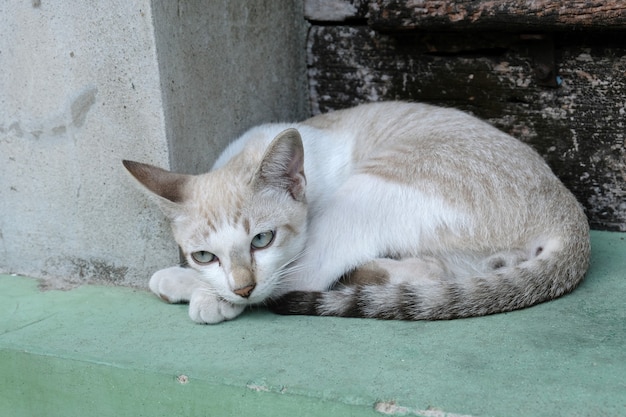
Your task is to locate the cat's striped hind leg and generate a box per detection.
[269,256,451,318]
[268,248,553,320]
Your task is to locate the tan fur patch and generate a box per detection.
[339,262,390,286]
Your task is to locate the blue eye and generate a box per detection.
[191,251,217,264]
[251,231,275,249]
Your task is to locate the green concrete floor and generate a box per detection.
[1,230,625,417]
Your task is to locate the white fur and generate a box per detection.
[277,176,469,294]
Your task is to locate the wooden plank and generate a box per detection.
[307,26,626,230]
[368,0,626,31]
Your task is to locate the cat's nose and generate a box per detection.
[233,284,256,298]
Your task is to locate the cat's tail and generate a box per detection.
[268,232,590,320]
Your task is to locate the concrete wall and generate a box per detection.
[0,0,308,288]
[152,0,309,174]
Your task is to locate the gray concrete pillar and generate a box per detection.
[0,0,308,288]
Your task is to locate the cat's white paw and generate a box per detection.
[188,289,245,324]
[149,266,204,303]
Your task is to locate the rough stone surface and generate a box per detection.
[305,0,368,22]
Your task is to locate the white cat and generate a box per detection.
[123,102,590,324]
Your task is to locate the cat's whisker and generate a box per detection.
[195,284,220,298]
[273,249,309,279]
[274,263,308,283]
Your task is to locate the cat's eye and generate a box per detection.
[191,251,217,264]
[251,231,275,249]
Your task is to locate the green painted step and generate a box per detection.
[1,231,625,417]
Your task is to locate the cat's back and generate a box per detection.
[304,102,585,245]
[304,101,529,153]
[303,102,551,183]
[215,102,468,173]
[304,101,474,136]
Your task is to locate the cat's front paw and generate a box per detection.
[188,290,245,324]
[149,266,203,303]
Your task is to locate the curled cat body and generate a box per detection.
[123,101,590,324]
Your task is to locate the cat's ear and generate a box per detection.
[255,128,306,201]
[122,160,190,217]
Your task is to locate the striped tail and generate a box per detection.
[268,236,590,320]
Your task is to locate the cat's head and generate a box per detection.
[123,128,308,305]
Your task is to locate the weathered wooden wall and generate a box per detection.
[306,1,626,231]
[369,0,626,31]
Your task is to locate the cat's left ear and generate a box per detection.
[255,128,306,201]
[122,160,190,218]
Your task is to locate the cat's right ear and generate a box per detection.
[122,160,189,217]
[255,128,306,201]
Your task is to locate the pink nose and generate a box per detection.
[233,284,255,298]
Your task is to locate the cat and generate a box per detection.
[123,101,590,324]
